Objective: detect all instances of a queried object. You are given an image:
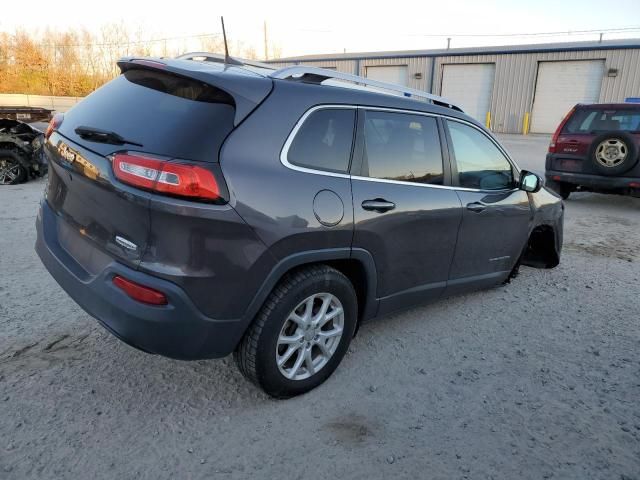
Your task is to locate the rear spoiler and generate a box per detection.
[117,57,273,126]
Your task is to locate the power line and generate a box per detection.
[3,25,639,50]
[286,25,640,38]
[403,26,640,38]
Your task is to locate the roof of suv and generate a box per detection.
[118,55,479,128]
[576,103,640,110]
[272,77,476,124]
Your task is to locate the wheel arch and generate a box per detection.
[0,143,31,161]
[521,224,560,269]
[241,248,378,330]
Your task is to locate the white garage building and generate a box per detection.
[267,39,640,134]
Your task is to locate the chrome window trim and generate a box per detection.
[280,105,353,179]
[279,104,522,194]
[443,116,521,175]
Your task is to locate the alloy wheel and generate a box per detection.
[0,157,23,185]
[276,292,344,381]
[595,138,628,168]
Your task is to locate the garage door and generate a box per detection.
[365,65,408,86]
[441,64,495,123]
[531,60,605,133]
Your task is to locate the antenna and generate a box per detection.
[221,16,231,63]
[218,17,243,66]
[263,20,268,60]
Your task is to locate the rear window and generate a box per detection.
[563,108,640,134]
[58,68,236,161]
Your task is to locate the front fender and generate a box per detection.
[523,186,564,267]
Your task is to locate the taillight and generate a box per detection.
[45,113,64,140]
[548,106,576,153]
[112,152,227,203]
[112,275,167,305]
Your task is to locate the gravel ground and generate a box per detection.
[1,135,639,480]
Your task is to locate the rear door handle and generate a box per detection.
[466,202,486,213]
[362,199,396,213]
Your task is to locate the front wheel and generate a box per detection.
[235,265,357,398]
[0,150,27,185]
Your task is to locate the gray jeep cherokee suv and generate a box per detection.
[36,54,563,397]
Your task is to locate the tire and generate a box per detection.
[0,150,28,185]
[235,265,358,398]
[588,132,638,176]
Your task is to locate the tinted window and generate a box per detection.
[124,69,234,104]
[361,111,444,185]
[288,109,355,173]
[447,120,514,190]
[57,70,235,161]
[564,108,640,133]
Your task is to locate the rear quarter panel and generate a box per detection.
[219,82,355,260]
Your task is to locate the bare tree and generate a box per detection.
[0,24,283,96]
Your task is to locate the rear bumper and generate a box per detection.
[546,170,640,190]
[35,200,247,360]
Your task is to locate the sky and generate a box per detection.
[1,0,640,58]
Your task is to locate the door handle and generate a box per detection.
[362,199,396,213]
[466,202,486,213]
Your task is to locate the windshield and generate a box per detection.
[563,108,640,133]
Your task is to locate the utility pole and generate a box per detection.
[447,37,451,50]
[263,20,269,60]
[599,32,603,43]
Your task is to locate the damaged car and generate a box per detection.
[0,119,47,185]
[36,57,563,398]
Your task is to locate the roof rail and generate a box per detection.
[176,52,275,70]
[269,66,463,112]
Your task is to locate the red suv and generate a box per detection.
[545,103,640,199]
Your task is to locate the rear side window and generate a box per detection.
[287,109,355,173]
[447,120,514,190]
[58,68,235,161]
[564,108,640,133]
[360,110,444,185]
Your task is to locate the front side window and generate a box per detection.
[287,108,355,173]
[360,111,444,185]
[447,120,514,190]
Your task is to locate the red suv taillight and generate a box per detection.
[548,106,576,153]
[112,152,227,203]
[45,113,64,140]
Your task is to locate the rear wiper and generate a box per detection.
[75,126,143,147]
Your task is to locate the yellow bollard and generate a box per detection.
[523,112,530,135]
[485,111,491,130]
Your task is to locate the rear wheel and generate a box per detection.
[235,265,357,398]
[0,150,27,185]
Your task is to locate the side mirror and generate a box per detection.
[519,170,541,193]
